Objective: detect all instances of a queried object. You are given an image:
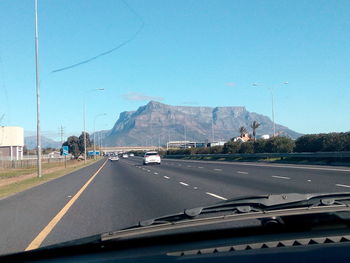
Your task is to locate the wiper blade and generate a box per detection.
[138,192,350,227]
[102,193,350,242]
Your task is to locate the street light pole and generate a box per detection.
[93,113,106,160]
[34,0,42,178]
[252,82,288,138]
[211,116,215,142]
[269,88,276,137]
[83,88,104,163]
[83,99,87,163]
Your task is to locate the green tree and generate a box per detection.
[253,139,267,153]
[239,126,248,137]
[223,141,241,153]
[62,136,80,157]
[250,121,261,141]
[265,136,295,153]
[78,132,92,154]
[239,141,254,153]
[295,132,350,152]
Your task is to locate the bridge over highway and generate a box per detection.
[101,146,159,153]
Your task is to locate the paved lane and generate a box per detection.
[0,159,106,255]
[123,157,350,200]
[0,157,349,255]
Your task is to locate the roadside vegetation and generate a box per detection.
[0,158,101,199]
[162,122,350,165]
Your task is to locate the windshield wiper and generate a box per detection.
[101,192,350,241]
[137,192,350,227]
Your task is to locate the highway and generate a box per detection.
[1,157,350,255]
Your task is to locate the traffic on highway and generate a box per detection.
[1,0,349,262]
[1,155,350,262]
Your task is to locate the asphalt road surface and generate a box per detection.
[1,157,350,255]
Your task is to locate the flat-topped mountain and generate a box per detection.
[103,101,301,146]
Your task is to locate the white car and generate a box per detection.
[122,154,128,158]
[109,156,119,161]
[143,151,161,165]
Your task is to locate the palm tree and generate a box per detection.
[239,126,248,137]
[250,121,261,141]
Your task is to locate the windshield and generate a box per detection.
[145,153,158,156]
[0,0,349,257]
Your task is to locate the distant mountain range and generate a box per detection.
[102,101,302,146]
[24,136,61,150]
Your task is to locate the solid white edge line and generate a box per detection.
[206,192,227,200]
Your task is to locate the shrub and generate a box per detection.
[238,141,254,153]
[223,141,241,153]
[265,136,295,153]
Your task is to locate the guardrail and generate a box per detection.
[164,152,350,159]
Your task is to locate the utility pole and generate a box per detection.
[59,125,64,146]
[158,134,160,151]
[34,0,42,178]
[211,116,215,143]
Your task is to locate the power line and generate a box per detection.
[51,0,144,73]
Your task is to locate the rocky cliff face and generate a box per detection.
[103,101,301,146]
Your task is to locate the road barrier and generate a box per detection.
[164,152,350,160]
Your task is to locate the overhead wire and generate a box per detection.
[51,0,144,74]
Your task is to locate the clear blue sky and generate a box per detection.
[0,0,349,140]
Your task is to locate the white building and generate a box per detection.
[0,126,24,160]
[208,141,226,147]
[260,134,270,140]
[166,141,206,149]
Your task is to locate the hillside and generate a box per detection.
[102,101,301,146]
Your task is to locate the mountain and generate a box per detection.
[24,136,61,150]
[102,101,302,146]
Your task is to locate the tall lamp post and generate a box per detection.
[83,88,104,163]
[93,113,107,160]
[34,0,42,178]
[252,82,288,137]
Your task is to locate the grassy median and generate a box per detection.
[0,158,101,199]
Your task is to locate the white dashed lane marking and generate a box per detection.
[154,172,158,175]
[237,171,248,174]
[163,176,170,179]
[272,175,290,180]
[336,184,350,188]
[179,182,189,186]
[206,192,227,200]
[213,168,222,171]
[198,167,203,169]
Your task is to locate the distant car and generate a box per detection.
[109,156,119,161]
[122,154,128,158]
[129,153,134,157]
[143,151,161,165]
